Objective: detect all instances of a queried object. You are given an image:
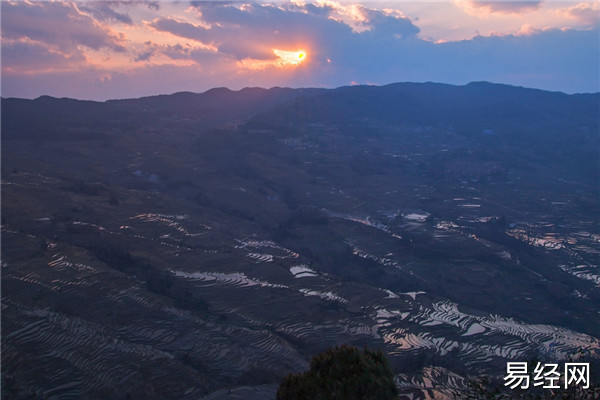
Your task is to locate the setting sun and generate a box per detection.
[273,49,308,66]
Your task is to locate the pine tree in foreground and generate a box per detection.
[276,345,398,400]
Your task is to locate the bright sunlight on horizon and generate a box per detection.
[274,49,308,66]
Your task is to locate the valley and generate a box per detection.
[2,82,599,399]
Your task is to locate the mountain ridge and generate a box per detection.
[4,80,597,103]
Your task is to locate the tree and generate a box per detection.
[276,345,398,400]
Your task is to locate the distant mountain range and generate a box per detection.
[2,82,599,399]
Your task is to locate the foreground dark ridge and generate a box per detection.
[2,82,599,400]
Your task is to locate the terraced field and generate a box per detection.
[2,83,599,399]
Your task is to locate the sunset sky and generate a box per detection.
[2,0,598,100]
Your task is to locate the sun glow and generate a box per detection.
[273,49,307,66]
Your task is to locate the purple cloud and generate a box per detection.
[78,2,134,25]
[148,17,211,42]
[135,48,155,62]
[183,2,421,63]
[2,40,84,72]
[1,1,126,52]
[161,44,191,60]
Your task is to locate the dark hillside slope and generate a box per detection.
[253,82,598,131]
[106,86,326,125]
[248,81,599,181]
[2,86,325,140]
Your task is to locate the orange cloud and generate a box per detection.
[556,2,600,26]
[318,1,372,32]
[455,0,542,17]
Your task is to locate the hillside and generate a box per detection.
[2,82,599,399]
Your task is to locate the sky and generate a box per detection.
[1,0,599,100]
